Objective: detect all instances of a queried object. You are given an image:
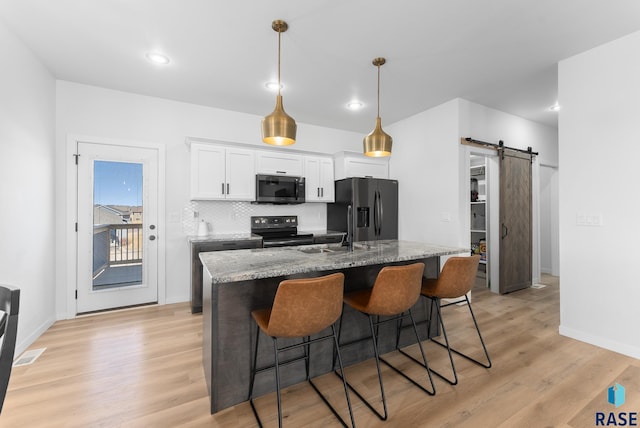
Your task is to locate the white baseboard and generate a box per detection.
[165,295,189,305]
[15,316,56,357]
[559,325,640,360]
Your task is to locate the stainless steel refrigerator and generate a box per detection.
[327,178,398,241]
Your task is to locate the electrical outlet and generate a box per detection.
[577,213,603,226]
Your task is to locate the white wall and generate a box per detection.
[55,82,362,316]
[389,97,559,283]
[459,99,559,167]
[559,30,640,358]
[0,21,56,354]
[388,99,465,247]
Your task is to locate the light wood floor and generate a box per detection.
[2,275,638,427]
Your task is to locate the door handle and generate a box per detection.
[373,191,379,236]
[378,191,384,236]
[321,187,324,197]
[501,223,509,239]
[149,224,156,230]
[221,183,225,194]
[149,235,156,241]
[226,183,230,194]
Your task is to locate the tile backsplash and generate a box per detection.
[182,201,327,235]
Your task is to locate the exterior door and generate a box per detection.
[499,150,532,293]
[76,142,159,313]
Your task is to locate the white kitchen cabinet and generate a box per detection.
[190,143,255,201]
[255,151,303,176]
[303,156,335,202]
[333,151,389,180]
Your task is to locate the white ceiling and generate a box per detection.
[2,1,640,133]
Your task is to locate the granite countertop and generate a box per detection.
[187,233,262,244]
[200,240,467,284]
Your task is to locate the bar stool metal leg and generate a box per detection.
[248,325,262,425]
[427,295,491,385]
[336,309,437,422]
[333,311,389,421]
[336,262,431,421]
[251,327,356,428]
[248,273,355,427]
[419,255,491,385]
[384,309,436,396]
[273,338,283,428]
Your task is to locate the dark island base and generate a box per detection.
[203,257,441,414]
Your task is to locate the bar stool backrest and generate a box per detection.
[267,273,345,338]
[367,263,425,316]
[428,255,480,299]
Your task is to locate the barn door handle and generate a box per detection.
[501,223,509,239]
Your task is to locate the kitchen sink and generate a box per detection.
[298,247,336,254]
[298,245,367,254]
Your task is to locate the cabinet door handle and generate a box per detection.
[226,183,230,194]
[317,187,320,197]
[501,223,509,239]
[221,183,225,194]
[321,187,324,197]
[276,170,286,174]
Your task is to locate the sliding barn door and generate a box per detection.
[499,150,532,293]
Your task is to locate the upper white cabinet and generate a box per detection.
[303,156,335,202]
[190,143,255,201]
[334,151,389,180]
[255,151,303,176]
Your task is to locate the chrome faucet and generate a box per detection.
[343,204,354,252]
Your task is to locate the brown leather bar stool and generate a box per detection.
[336,262,435,421]
[418,254,491,385]
[248,272,356,428]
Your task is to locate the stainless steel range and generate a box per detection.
[251,215,314,248]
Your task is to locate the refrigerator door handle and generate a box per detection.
[373,190,378,236]
[378,190,384,236]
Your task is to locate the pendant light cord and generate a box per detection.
[277,29,282,97]
[377,64,381,118]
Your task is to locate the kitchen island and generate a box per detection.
[200,240,467,413]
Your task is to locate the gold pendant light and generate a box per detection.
[363,57,392,157]
[262,20,297,146]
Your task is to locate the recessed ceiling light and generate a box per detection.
[549,102,561,112]
[346,101,364,110]
[145,52,171,65]
[265,81,283,91]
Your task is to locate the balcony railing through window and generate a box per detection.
[93,224,143,277]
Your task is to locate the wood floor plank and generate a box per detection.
[1,275,638,427]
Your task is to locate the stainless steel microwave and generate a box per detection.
[255,174,305,204]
